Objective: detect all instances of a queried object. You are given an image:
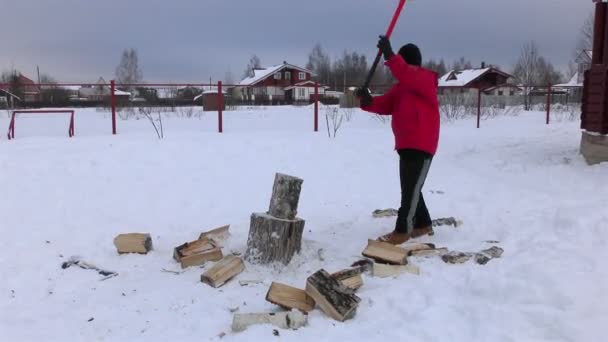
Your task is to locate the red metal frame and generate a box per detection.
[111,80,117,135]
[546,84,552,125]
[218,81,223,133]
[477,88,482,128]
[7,110,75,140]
[314,82,319,132]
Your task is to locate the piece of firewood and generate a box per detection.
[401,243,436,256]
[372,208,399,218]
[180,248,223,268]
[410,247,449,257]
[239,280,263,286]
[201,256,245,288]
[265,282,315,313]
[174,237,223,268]
[372,262,420,278]
[305,269,361,322]
[362,240,408,265]
[331,267,364,291]
[231,310,308,332]
[267,173,303,220]
[199,224,230,246]
[441,251,473,264]
[113,233,152,254]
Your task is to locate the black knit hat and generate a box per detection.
[398,44,422,66]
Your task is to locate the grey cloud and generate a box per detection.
[0,0,593,82]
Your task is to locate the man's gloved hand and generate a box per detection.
[377,35,394,61]
[355,87,373,106]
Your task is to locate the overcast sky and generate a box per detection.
[0,0,593,83]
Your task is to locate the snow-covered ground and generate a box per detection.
[0,106,606,342]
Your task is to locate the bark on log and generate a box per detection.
[114,233,152,254]
[201,256,245,288]
[305,269,361,322]
[265,282,316,313]
[331,268,364,291]
[267,173,303,220]
[245,213,305,265]
[362,240,408,265]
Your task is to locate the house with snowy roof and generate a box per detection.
[551,50,591,100]
[78,77,131,102]
[438,63,514,96]
[576,50,592,84]
[236,62,327,104]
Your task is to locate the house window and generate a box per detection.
[299,72,306,80]
[285,72,291,80]
[274,73,282,80]
[498,90,504,96]
[509,90,514,96]
[298,88,305,98]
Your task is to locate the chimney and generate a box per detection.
[481,61,486,68]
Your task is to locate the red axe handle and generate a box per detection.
[363,0,407,89]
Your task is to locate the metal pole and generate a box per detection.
[314,82,319,132]
[218,81,223,133]
[546,83,551,125]
[477,88,481,128]
[111,80,117,135]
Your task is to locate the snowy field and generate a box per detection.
[0,106,606,342]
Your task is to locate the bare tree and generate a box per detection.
[578,11,593,52]
[139,106,164,139]
[306,44,332,85]
[331,50,368,91]
[424,58,448,76]
[115,48,143,89]
[513,41,541,110]
[243,55,262,79]
[536,57,563,85]
[324,106,344,138]
[39,73,70,104]
[224,70,235,85]
[451,57,473,71]
[567,60,578,80]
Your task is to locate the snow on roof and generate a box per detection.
[554,73,581,88]
[239,65,285,86]
[283,81,329,91]
[576,50,593,63]
[483,83,522,92]
[193,89,227,101]
[438,68,491,87]
[239,63,314,86]
[62,85,81,91]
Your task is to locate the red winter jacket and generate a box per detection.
[361,54,440,155]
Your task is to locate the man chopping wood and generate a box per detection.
[356,36,440,245]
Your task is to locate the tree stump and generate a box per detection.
[245,173,305,265]
[245,213,305,264]
[268,173,303,220]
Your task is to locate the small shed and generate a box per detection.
[340,87,360,108]
[195,89,227,111]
